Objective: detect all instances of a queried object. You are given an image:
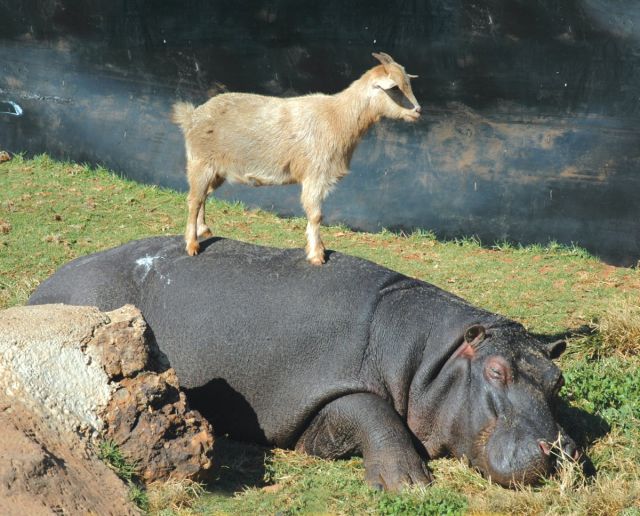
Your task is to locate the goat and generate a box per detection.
[171,52,421,264]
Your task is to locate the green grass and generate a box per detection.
[2,154,640,515]
[98,440,149,510]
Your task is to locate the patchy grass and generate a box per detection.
[1,154,640,515]
[98,440,138,482]
[97,440,149,511]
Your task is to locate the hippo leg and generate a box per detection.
[295,393,433,491]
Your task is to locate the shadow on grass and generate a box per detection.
[530,325,593,344]
[555,398,609,478]
[202,436,270,495]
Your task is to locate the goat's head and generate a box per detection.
[370,52,421,122]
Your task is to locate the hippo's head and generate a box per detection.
[407,323,577,487]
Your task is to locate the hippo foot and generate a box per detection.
[364,450,433,492]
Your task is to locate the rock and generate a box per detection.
[104,369,213,482]
[0,303,214,513]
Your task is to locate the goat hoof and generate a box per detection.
[198,228,213,238]
[186,241,200,256]
[307,254,326,266]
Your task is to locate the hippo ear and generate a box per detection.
[464,325,486,345]
[457,325,486,359]
[544,339,567,360]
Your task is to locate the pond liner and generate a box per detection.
[1,0,639,266]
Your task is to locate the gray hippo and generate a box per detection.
[29,236,576,490]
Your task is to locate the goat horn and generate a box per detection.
[372,52,394,65]
[407,74,419,79]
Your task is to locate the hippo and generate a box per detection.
[29,236,576,490]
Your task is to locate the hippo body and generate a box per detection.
[29,236,574,489]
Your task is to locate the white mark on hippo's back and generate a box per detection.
[134,254,164,280]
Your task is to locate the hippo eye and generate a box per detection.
[484,356,510,385]
[488,366,504,382]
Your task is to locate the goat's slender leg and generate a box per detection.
[196,178,224,239]
[196,190,213,239]
[301,179,327,265]
[185,162,213,256]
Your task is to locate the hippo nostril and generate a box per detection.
[538,440,552,456]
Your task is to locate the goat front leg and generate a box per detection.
[301,180,327,265]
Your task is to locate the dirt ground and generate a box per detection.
[0,393,138,516]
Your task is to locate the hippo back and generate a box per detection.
[30,236,408,445]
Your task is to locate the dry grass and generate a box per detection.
[592,296,640,356]
[429,448,639,516]
[147,479,205,514]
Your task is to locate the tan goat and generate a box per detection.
[172,52,421,264]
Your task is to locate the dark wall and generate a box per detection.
[1,0,639,265]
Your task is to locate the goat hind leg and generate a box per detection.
[301,182,326,265]
[184,164,211,256]
[196,178,225,239]
[196,185,214,238]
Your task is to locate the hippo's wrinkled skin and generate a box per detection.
[29,236,576,490]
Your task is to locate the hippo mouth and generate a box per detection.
[469,420,553,487]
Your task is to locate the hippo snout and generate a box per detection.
[478,429,579,487]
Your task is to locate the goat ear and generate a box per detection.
[373,76,397,90]
[407,74,419,79]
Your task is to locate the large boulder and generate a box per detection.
[0,303,214,513]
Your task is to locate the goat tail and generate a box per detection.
[171,101,196,132]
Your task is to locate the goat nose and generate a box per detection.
[414,105,422,113]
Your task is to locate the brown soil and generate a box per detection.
[0,394,138,516]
